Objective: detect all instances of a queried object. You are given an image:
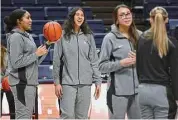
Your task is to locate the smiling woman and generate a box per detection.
[4,9,48,119]
[98,4,142,119]
[4,10,32,33]
[53,7,102,119]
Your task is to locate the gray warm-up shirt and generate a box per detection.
[7,28,47,86]
[99,25,142,95]
[53,31,101,86]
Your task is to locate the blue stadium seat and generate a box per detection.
[68,6,93,19]
[54,20,64,32]
[94,33,106,48]
[164,6,178,19]
[39,34,46,44]
[144,0,168,4]
[1,0,14,6]
[38,65,53,83]
[41,51,52,65]
[32,20,50,35]
[60,0,81,6]
[45,7,68,20]
[36,0,61,6]
[55,20,65,25]
[21,7,45,20]
[87,20,105,33]
[169,19,178,29]
[32,34,41,47]
[168,0,178,5]
[1,7,17,33]
[50,49,54,62]
[1,7,18,20]
[39,34,54,48]
[56,19,105,33]
[174,25,178,40]
[144,0,168,18]
[38,35,54,65]
[83,7,93,19]
[13,0,37,6]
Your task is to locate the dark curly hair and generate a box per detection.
[63,7,92,39]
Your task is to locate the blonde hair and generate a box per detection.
[1,45,7,70]
[149,7,169,58]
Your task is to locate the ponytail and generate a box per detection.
[4,16,14,33]
[152,12,168,58]
[146,7,169,58]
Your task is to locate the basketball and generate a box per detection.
[43,21,62,43]
[2,76,10,91]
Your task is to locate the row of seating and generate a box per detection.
[1,19,105,34]
[1,33,106,49]
[169,19,178,29]
[37,33,106,49]
[2,0,81,6]
[143,0,178,19]
[3,18,178,35]
[144,5,178,19]
[1,6,93,20]
[144,0,178,6]
[2,17,178,49]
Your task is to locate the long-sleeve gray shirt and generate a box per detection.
[53,31,101,86]
[7,28,47,86]
[99,25,142,95]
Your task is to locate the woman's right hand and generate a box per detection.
[55,84,63,99]
[35,45,48,57]
[120,57,136,67]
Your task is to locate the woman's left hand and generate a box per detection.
[128,51,136,65]
[94,84,101,100]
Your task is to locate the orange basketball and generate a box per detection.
[2,76,10,91]
[43,21,62,43]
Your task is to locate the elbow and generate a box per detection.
[99,64,108,73]
[11,61,21,69]
[11,59,23,69]
[11,64,19,69]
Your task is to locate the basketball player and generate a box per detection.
[137,6,178,119]
[98,4,142,119]
[53,7,101,119]
[4,9,48,119]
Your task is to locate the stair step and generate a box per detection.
[93,13,112,19]
[91,7,114,13]
[81,0,146,33]
[103,19,113,25]
[82,1,123,7]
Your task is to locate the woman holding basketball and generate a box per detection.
[53,7,101,119]
[4,9,48,119]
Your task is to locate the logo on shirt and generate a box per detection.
[118,45,123,48]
